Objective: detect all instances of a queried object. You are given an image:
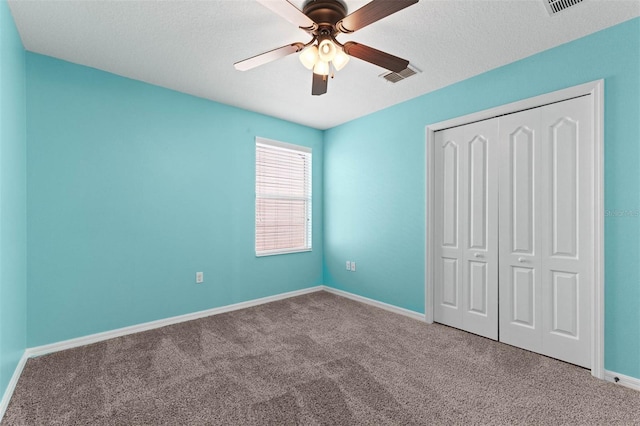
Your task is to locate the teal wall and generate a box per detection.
[324,18,640,379]
[26,53,324,346]
[0,0,27,400]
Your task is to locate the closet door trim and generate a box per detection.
[425,79,604,379]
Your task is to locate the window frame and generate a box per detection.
[255,137,312,257]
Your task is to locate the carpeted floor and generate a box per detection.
[3,291,640,425]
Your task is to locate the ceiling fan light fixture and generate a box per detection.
[318,39,337,62]
[332,48,349,71]
[313,60,330,76]
[299,45,319,70]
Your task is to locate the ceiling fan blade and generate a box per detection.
[343,41,409,73]
[257,0,318,31]
[337,0,419,33]
[234,43,304,71]
[312,73,328,96]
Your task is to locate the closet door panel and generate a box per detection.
[468,261,487,314]
[469,135,489,250]
[442,141,460,248]
[550,271,579,337]
[550,118,578,257]
[434,127,465,329]
[441,258,459,307]
[461,120,498,340]
[434,119,498,340]
[510,127,536,255]
[512,266,536,327]
[540,96,593,368]
[498,108,543,353]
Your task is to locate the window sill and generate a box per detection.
[256,248,312,257]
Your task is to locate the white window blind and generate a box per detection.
[256,138,312,256]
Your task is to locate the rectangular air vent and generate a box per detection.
[380,65,420,83]
[544,0,585,15]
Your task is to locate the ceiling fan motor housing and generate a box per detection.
[303,0,347,32]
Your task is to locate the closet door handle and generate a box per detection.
[474,253,483,258]
[518,257,526,263]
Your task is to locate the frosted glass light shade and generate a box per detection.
[299,45,318,70]
[332,49,350,71]
[318,39,337,62]
[313,60,330,76]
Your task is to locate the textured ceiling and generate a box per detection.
[7,0,640,129]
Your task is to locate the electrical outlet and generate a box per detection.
[351,261,356,272]
[346,261,351,271]
[196,272,204,284]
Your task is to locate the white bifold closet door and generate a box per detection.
[499,96,593,368]
[434,119,499,340]
[434,95,593,368]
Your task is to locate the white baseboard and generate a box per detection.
[322,286,425,322]
[25,285,424,359]
[605,370,640,391]
[26,286,324,358]
[0,351,29,422]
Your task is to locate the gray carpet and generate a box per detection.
[3,291,640,425]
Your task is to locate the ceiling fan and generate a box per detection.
[234,0,419,96]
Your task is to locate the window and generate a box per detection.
[255,138,312,256]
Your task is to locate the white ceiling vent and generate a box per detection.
[380,65,420,83]
[544,0,585,16]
